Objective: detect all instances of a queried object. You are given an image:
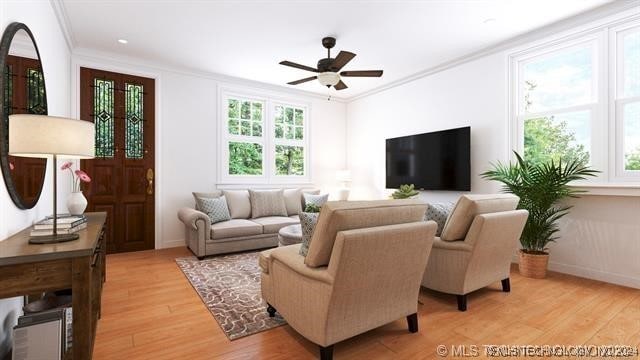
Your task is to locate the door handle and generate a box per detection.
[146,168,154,195]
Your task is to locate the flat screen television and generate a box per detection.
[386,126,470,191]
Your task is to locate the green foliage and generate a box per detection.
[304,203,321,213]
[275,145,304,175]
[228,142,262,175]
[524,117,589,166]
[391,184,419,199]
[481,152,598,253]
[625,146,640,170]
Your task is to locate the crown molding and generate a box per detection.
[71,47,348,104]
[49,0,75,51]
[345,0,640,103]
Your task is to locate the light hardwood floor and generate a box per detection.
[93,247,640,360]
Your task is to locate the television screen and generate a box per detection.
[386,126,470,191]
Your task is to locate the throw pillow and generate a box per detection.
[249,189,288,219]
[299,212,320,257]
[303,193,329,209]
[425,202,454,237]
[198,196,231,224]
[283,188,303,216]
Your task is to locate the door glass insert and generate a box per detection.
[125,83,144,159]
[93,78,115,158]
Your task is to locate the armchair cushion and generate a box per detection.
[304,199,427,268]
[210,219,262,240]
[251,216,298,234]
[440,194,519,241]
[222,190,252,219]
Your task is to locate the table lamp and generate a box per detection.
[335,169,352,201]
[9,115,95,244]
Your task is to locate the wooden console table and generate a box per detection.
[0,212,107,360]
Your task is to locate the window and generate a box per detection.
[219,89,310,184]
[616,27,640,175]
[519,42,597,167]
[511,18,640,183]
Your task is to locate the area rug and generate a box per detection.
[175,251,286,340]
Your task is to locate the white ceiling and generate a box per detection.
[61,0,612,99]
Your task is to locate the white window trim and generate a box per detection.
[217,85,312,185]
[611,21,640,181]
[508,14,640,188]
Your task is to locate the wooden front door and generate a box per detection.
[80,67,155,253]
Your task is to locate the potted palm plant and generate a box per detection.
[481,152,598,278]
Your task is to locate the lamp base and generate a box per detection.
[29,233,80,244]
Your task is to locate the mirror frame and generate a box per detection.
[0,22,48,209]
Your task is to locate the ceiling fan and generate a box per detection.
[279,36,383,91]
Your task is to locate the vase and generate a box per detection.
[518,250,549,279]
[67,191,88,216]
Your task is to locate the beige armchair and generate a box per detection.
[421,194,528,311]
[259,200,437,360]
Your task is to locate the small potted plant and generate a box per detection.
[391,184,420,199]
[481,152,597,278]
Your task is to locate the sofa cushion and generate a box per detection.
[283,188,303,216]
[198,196,231,224]
[440,194,520,241]
[299,212,319,257]
[251,216,299,234]
[222,190,252,219]
[259,244,302,274]
[425,202,454,237]
[303,193,329,210]
[192,191,222,211]
[210,219,262,240]
[289,214,300,221]
[249,189,288,219]
[305,199,427,268]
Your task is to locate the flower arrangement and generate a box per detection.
[61,161,91,192]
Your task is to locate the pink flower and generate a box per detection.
[75,169,91,183]
[9,162,14,171]
[60,161,73,170]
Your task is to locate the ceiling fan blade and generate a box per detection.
[331,51,356,71]
[334,80,348,90]
[287,76,317,85]
[279,60,318,73]
[340,70,383,77]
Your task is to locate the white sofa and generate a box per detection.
[178,189,319,258]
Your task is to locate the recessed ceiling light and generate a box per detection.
[483,18,497,24]
[118,39,128,44]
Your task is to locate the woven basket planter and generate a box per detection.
[518,250,549,279]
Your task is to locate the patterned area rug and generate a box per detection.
[175,251,286,340]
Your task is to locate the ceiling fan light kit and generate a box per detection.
[280,36,383,91]
[317,72,340,86]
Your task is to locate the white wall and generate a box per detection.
[70,50,347,249]
[0,0,72,356]
[346,18,640,288]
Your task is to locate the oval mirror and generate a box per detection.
[0,23,48,209]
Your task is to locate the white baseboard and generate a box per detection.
[160,238,185,249]
[511,255,640,289]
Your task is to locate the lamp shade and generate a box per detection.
[9,115,95,159]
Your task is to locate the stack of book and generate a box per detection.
[30,215,87,237]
